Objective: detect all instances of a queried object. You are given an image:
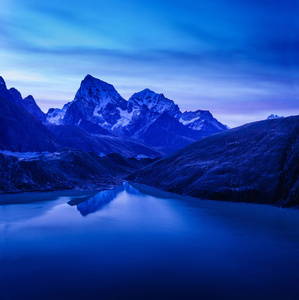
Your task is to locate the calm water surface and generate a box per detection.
[0,183,299,300]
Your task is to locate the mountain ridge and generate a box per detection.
[46,74,227,152]
[0,77,164,157]
[128,115,299,207]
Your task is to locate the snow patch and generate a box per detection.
[111,108,136,129]
[47,108,66,125]
[135,154,150,159]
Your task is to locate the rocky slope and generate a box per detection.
[0,149,157,193]
[0,94,60,152]
[128,116,299,207]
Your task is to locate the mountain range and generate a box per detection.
[0,75,226,155]
[0,74,226,194]
[1,74,297,207]
[46,74,227,152]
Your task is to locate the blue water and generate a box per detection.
[1,183,299,300]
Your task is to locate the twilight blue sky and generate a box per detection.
[1,0,299,127]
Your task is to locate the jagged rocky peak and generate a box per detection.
[63,75,128,126]
[181,109,212,121]
[75,74,127,109]
[24,95,35,103]
[0,76,6,86]
[179,109,227,131]
[0,76,12,100]
[0,76,45,122]
[9,87,23,105]
[128,88,181,117]
[22,95,46,122]
[0,78,23,104]
[9,87,22,99]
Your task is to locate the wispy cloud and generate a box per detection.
[0,0,298,127]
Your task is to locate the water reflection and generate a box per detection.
[76,183,143,216]
[1,183,299,300]
[76,185,124,216]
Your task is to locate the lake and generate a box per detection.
[0,183,299,300]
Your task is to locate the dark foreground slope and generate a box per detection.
[128,116,299,207]
[0,149,156,193]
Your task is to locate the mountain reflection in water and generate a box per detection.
[75,183,143,216]
[1,182,299,300]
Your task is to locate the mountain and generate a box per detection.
[133,112,204,153]
[0,149,157,193]
[128,88,181,117]
[0,77,46,122]
[0,93,59,152]
[63,74,127,126]
[22,95,46,122]
[267,114,284,120]
[0,76,164,157]
[179,110,228,132]
[8,88,46,122]
[47,75,227,153]
[0,76,13,101]
[128,116,299,208]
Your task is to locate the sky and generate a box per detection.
[1,0,299,127]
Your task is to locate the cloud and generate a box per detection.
[0,0,298,127]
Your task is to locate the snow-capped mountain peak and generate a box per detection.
[128,88,180,117]
[267,114,284,120]
[74,74,127,109]
[63,75,128,127]
[46,74,227,151]
[179,110,228,131]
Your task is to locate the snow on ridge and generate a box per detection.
[47,108,66,125]
[46,103,70,125]
[135,154,150,159]
[179,116,205,130]
[0,150,47,160]
[44,75,226,134]
[128,89,180,117]
[180,116,202,126]
[111,108,136,129]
